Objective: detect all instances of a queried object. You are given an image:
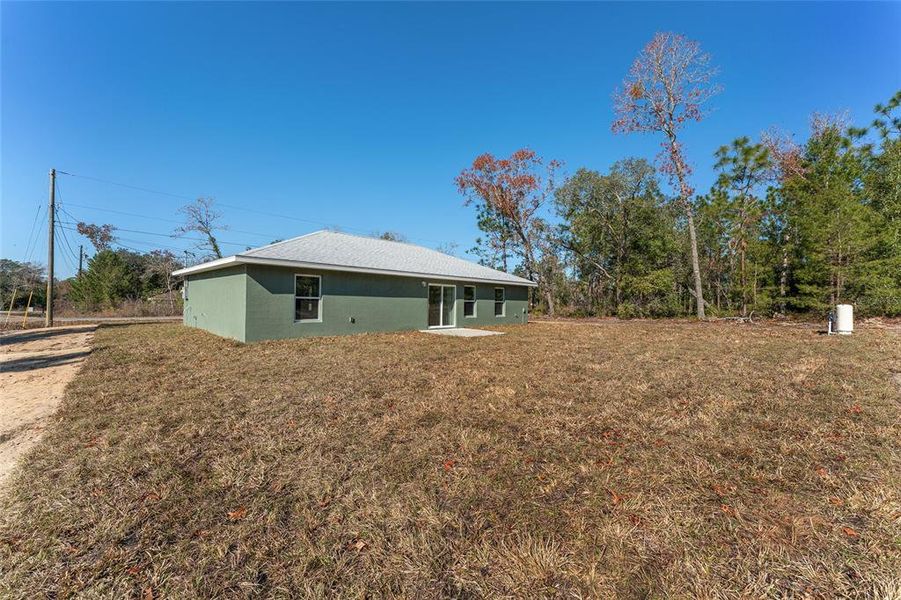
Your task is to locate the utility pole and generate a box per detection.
[78,245,84,278]
[45,168,55,327]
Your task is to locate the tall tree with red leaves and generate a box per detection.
[456,148,562,314]
[612,32,721,319]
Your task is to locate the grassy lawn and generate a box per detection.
[1,321,899,598]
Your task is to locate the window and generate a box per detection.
[295,274,321,322]
[463,285,476,317]
[494,287,505,317]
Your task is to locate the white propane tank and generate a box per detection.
[835,304,854,335]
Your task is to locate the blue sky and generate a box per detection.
[2,2,899,277]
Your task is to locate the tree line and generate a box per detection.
[457,33,899,319]
[57,199,225,312]
[1,198,220,314]
[1,248,181,315]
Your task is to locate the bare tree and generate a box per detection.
[612,32,721,319]
[435,241,459,256]
[176,197,226,259]
[761,128,807,183]
[377,231,408,242]
[76,222,117,251]
[144,250,181,313]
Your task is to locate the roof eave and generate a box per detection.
[171,255,240,277]
[173,255,538,287]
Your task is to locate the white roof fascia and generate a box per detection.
[173,254,538,287]
[172,255,239,277]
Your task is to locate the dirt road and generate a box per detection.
[0,325,95,487]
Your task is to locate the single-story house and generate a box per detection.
[171,230,536,342]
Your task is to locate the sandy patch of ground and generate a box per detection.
[0,325,95,487]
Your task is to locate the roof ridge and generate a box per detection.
[324,229,437,250]
[240,230,327,256]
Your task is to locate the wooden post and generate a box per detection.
[46,168,56,328]
[22,290,34,329]
[4,286,17,325]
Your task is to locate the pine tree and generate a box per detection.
[69,250,137,310]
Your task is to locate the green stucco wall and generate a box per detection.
[245,265,529,342]
[182,265,247,342]
[184,264,530,342]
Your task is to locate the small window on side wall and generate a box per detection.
[494,287,505,317]
[295,274,321,322]
[463,285,476,317]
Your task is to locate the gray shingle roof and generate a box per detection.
[173,230,536,287]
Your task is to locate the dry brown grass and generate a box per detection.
[1,321,899,598]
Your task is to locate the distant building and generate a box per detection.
[172,230,534,342]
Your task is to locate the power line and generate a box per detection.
[56,169,455,247]
[57,198,202,256]
[56,218,81,266]
[57,171,194,201]
[113,235,204,254]
[58,226,188,254]
[54,220,78,275]
[57,220,256,248]
[22,203,45,263]
[56,217,82,268]
[115,240,168,256]
[58,224,254,254]
[55,232,77,275]
[54,182,83,265]
[62,201,277,239]
[64,201,184,225]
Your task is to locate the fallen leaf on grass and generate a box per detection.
[628,514,642,526]
[608,489,623,505]
[828,497,845,506]
[141,492,161,503]
[815,467,829,479]
[594,455,615,468]
[721,504,735,516]
[227,506,247,521]
[442,459,455,472]
[847,404,862,415]
[841,526,859,538]
[143,587,154,600]
[347,539,368,552]
[126,565,141,576]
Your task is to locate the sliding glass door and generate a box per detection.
[427,284,456,328]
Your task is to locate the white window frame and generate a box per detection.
[294,273,322,323]
[463,285,477,318]
[494,287,505,317]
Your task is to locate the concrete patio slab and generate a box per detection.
[420,328,505,337]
